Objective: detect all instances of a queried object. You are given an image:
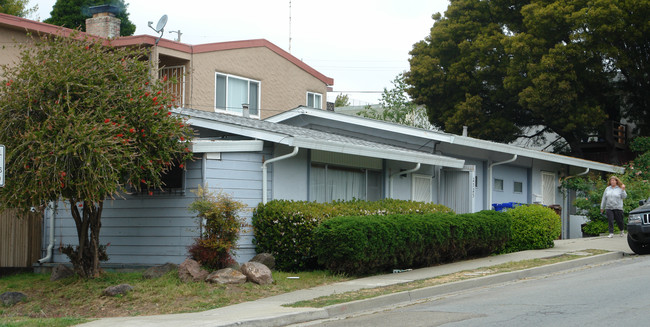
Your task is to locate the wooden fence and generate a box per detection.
[0,209,42,267]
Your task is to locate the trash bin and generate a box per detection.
[492,203,505,211]
[493,202,525,212]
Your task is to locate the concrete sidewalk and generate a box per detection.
[78,235,633,327]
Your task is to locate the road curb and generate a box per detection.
[323,251,624,320]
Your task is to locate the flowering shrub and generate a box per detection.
[0,32,193,277]
[188,186,246,270]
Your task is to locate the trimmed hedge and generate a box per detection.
[313,210,511,275]
[251,199,454,271]
[503,204,561,252]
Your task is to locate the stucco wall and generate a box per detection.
[190,46,328,119]
[0,27,33,73]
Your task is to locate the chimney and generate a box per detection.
[85,5,121,38]
[462,126,468,137]
[242,104,250,118]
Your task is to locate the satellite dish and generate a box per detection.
[148,14,168,45]
[155,15,168,33]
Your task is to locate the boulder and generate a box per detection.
[103,284,134,297]
[240,262,273,285]
[50,264,74,281]
[249,253,275,270]
[178,258,208,283]
[0,291,26,306]
[143,263,178,279]
[205,268,247,284]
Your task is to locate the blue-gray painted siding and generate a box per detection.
[203,147,272,263]
[41,144,277,266]
[492,164,528,205]
[43,159,203,266]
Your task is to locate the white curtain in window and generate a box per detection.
[327,169,364,201]
[310,166,327,202]
[227,77,248,114]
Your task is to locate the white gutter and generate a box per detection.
[487,154,518,210]
[262,146,299,204]
[562,168,589,239]
[389,163,421,198]
[38,201,56,264]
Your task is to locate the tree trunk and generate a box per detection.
[63,199,106,278]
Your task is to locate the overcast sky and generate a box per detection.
[31,0,451,105]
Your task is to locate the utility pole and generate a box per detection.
[169,30,182,42]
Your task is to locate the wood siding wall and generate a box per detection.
[204,150,269,262]
[40,147,270,266]
[44,160,203,266]
[0,209,42,267]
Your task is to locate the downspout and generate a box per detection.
[390,163,421,198]
[201,153,207,237]
[561,168,589,239]
[487,154,518,210]
[38,201,56,264]
[262,146,299,204]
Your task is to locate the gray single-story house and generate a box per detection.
[38,107,623,267]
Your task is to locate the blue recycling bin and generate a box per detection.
[493,202,524,211]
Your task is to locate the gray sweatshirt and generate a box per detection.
[600,186,627,210]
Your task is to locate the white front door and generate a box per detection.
[412,174,432,203]
[440,165,476,214]
[541,171,556,205]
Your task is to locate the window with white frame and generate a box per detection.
[514,181,523,193]
[215,72,260,117]
[494,178,504,192]
[309,163,382,202]
[412,174,433,202]
[307,92,322,109]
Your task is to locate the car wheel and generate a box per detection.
[627,234,650,255]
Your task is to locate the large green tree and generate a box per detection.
[406,0,649,159]
[0,33,193,278]
[44,0,136,36]
[0,0,37,17]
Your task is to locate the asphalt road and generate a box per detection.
[301,255,649,327]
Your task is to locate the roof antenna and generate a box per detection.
[288,0,292,53]
[147,14,168,45]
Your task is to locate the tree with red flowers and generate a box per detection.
[0,32,193,278]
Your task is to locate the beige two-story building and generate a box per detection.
[0,10,333,119]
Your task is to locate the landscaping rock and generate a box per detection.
[0,291,26,306]
[143,263,178,279]
[240,262,273,285]
[103,284,133,297]
[50,264,74,281]
[250,253,275,270]
[205,268,247,284]
[178,258,208,283]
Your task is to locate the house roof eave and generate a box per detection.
[268,107,625,174]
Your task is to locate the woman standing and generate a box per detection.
[600,176,627,238]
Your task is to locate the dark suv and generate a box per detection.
[627,198,650,254]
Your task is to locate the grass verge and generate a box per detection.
[285,249,609,308]
[0,270,349,327]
